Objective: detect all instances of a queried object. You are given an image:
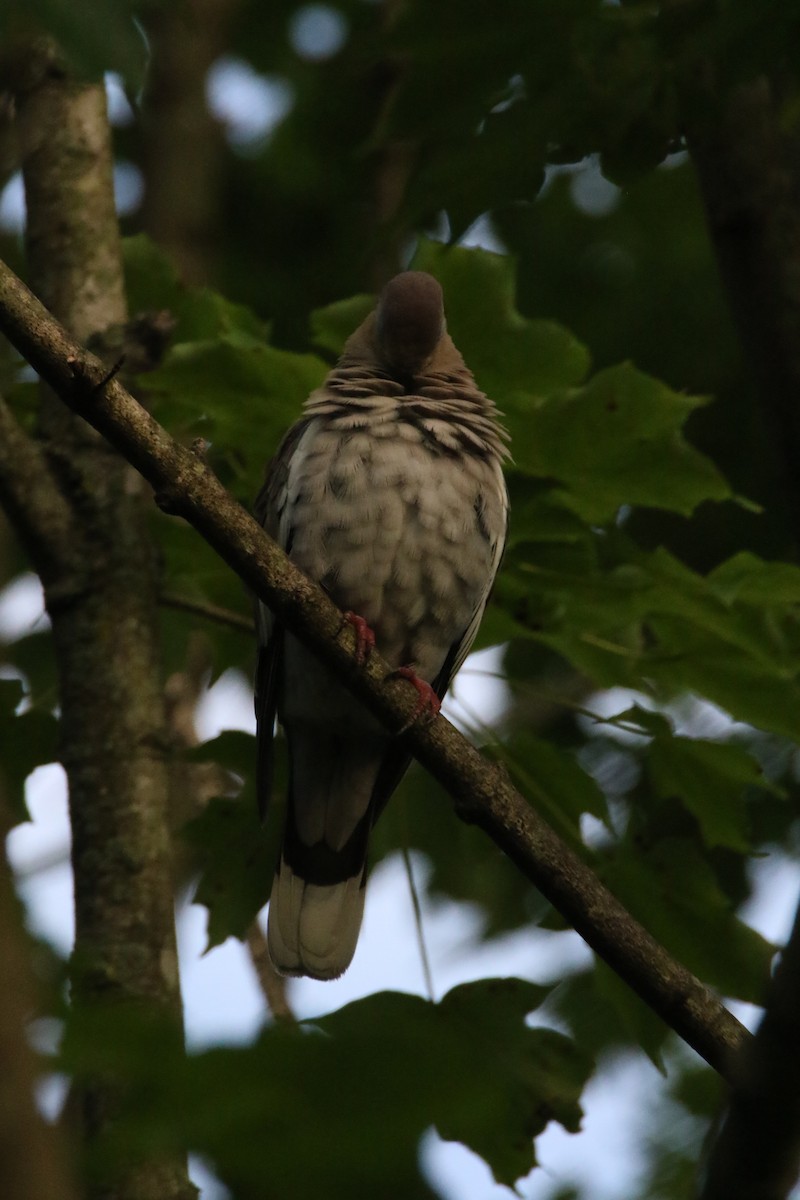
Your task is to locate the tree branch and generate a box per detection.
[0,253,749,1080]
[245,921,296,1025]
[139,0,242,285]
[0,393,79,590]
[700,889,800,1199]
[159,589,254,634]
[672,50,800,542]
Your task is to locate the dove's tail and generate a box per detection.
[266,732,384,980]
[267,859,367,981]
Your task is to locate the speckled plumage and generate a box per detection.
[255,272,508,980]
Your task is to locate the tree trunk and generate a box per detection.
[14,42,195,1200]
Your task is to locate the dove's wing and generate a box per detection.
[253,418,311,820]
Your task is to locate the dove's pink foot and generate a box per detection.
[390,665,441,732]
[342,611,376,666]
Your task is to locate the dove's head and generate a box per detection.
[375,271,445,375]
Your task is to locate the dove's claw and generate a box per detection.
[342,611,376,666]
[389,665,441,733]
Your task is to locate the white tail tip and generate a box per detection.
[267,857,366,981]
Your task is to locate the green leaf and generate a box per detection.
[410,239,591,400]
[320,979,592,1186]
[63,980,592,1196]
[602,838,775,1002]
[499,732,609,845]
[410,103,547,240]
[434,979,590,1180]
[601,704,672,739]
[500,536,800,742]
[376,765,541,938]
[144,338,326,495]
[124,236,268,344]
[592,960,669,1073]
[183,732,280,948]
[521,365,731,523]
[5,630,58,710]
[708,552,800,605]
[646,735,776,852]
[0,679,58,823]
[391,0,673,182]
[310,293,374,357]
[154,510,253,621]
[548,964,670,1068]
[1,0,148,86]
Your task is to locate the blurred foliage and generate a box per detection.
[2,2,800,1198]
[0,677,57,822]
[1,0,150,86]
[61,979,592,1197]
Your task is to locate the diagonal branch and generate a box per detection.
[0,253,749,1080]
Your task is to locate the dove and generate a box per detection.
[255,270,508,980]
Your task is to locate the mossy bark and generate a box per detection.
[14,44,196,1200]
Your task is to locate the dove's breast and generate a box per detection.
[281,408,506,686]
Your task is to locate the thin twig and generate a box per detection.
[159,590,254,634]
[400,843,435,1002]
[245,920,296,1024]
